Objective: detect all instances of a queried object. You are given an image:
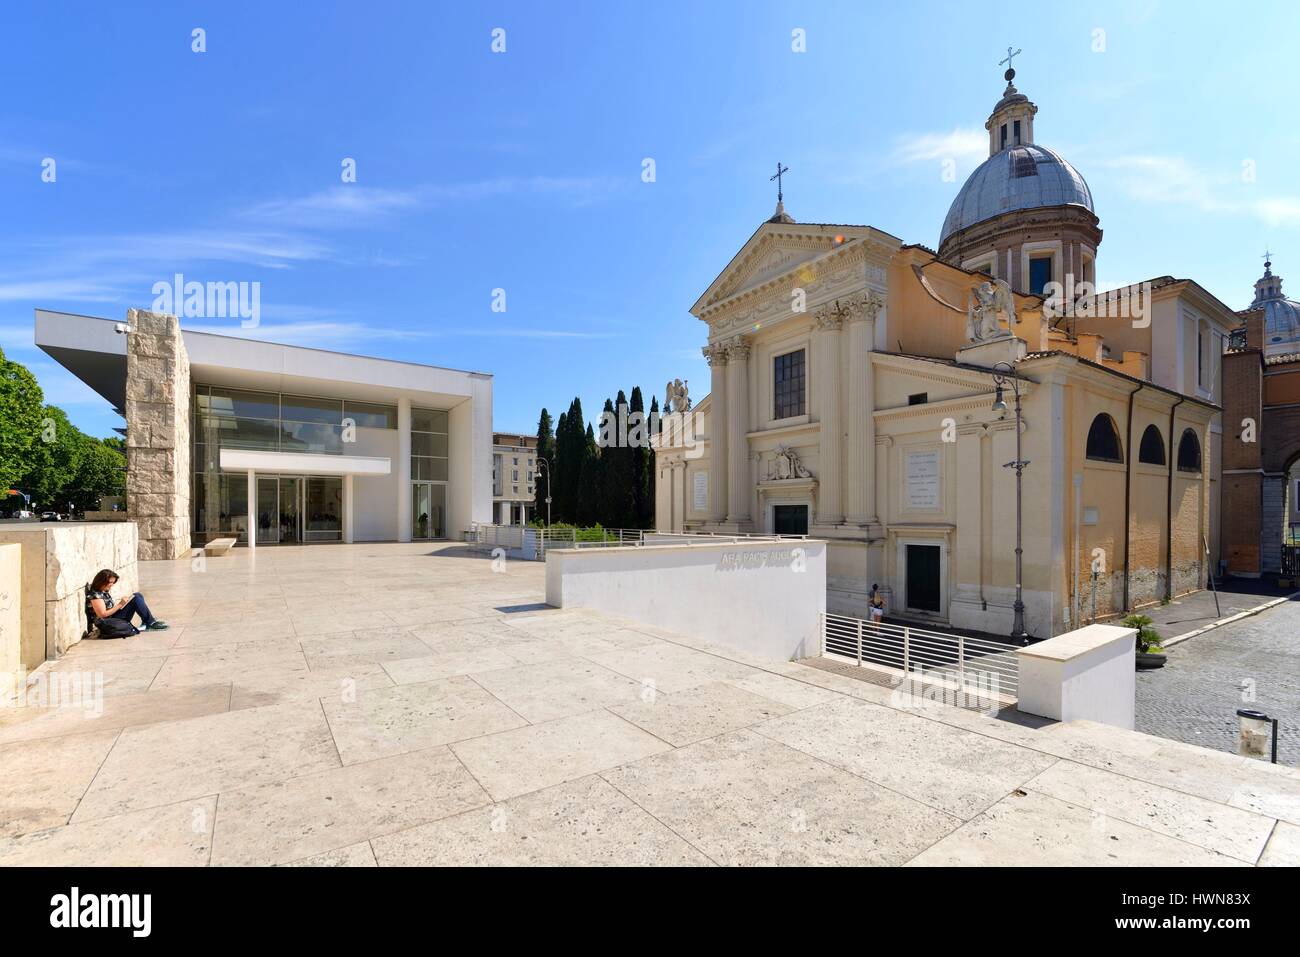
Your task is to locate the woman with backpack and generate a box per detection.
[87,569,169,638]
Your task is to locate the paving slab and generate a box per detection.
[1024,759,1275,863]
[603,729,962,866]
[211,746,489,866]
[0,729,122,837]
[451,709,670,801]
[610,681,795,747]
[0,795,217,866]
[755,696,1056,820]
[1258,821,1300,866]
[587,642,759,694]
[0,683,233,745]
[907,789,1248,866]
[371,775,710,867]
[72,701,340,822]
[467,658,645,724]
[321,675,528,764]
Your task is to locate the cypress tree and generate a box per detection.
[533,408,554,523]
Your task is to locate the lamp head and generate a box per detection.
[992,384,1008,414]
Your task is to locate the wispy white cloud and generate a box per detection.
[890,128,987,167]
[0,277,126,303]
[239,187,423,228]
[1098,154,1300,227]
[177,320,617,349]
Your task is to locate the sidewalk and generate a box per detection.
[1131,579,1299,646]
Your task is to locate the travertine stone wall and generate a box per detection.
[0,523,138,669]
[125,309,191,560]
[0,544,20,701]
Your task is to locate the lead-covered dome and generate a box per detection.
[1252,260,1300,351]
[940,144,1094,245]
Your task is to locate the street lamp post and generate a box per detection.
[991,361,1030,644]
[536,456,553,527]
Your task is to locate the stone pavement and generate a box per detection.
[1137,597,1300,766]
[1131,579,1297,642]
[0,543,1298,867]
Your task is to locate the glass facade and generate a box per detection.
[411,408,450,538]
[191,384,401,544]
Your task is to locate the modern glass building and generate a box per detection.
[36,309,493,550]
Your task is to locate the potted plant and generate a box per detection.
[1124,614,1166,669]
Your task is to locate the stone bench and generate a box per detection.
[202,538,238,556]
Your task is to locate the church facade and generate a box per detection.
[654,66,1232,639]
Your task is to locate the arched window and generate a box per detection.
[1085,414,1123,463]
[1138,425,1166,465]
[1177,429,1202,472]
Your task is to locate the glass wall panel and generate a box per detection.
[281,394,343,425]
[411,409,448,434]
[202,388,280,420]
[411,432,449,457]
[411,483,446,539]
[411,456,448,481]
[278,477,301,543]
[427,483,446,538]
[280,422,343,454]
[343,401,397,429]
[412,483,431,539]
[304,477,343,541]
[256,477,280,544]
[217,473,249,542]
[197,414,280,451]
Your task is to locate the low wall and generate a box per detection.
[0,544,20,700]
[0,523,139,669]
[1015,624,1136,729]
[545,538,826,660]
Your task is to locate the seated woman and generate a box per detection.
[87,569,168,634]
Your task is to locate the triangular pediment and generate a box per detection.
[692,223,874,315]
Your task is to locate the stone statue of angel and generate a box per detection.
[966,279,1016,341]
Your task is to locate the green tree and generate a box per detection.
[0,345,45,493]
[600,390,636,529]
[533,407,554,522]
[576,423,600,526]
[630,386,652,529]
[66,436,126,513]
[643,394,660,528]
[555,398,588,523]
[21,406,83,510]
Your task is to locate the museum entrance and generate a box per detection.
[411,482,448,540]
[905,543,941,613]
[256,475,343,545]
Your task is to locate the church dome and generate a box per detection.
[940,144,1094,246]
[1252,259,1300,349]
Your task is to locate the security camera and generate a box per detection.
[114,323,132,335]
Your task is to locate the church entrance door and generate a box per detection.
[905,543,941,613]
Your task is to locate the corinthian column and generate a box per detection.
[703,343,728,524]
[724,335,751,526]
[844,292,884,525]
[815,307,844,525]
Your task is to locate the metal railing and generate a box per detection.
[821,612,1020,701]
[466,524,810,559]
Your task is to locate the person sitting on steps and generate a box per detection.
[87,568,169,636]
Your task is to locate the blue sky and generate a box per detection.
[3,0,1297,438]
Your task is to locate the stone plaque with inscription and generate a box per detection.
[692,472,708,513]
[905,449,941,510]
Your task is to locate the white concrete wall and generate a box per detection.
[1016,624,1136,729]
[449,374,493,536]
[351,426,399,541]
[545,539,826,660]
